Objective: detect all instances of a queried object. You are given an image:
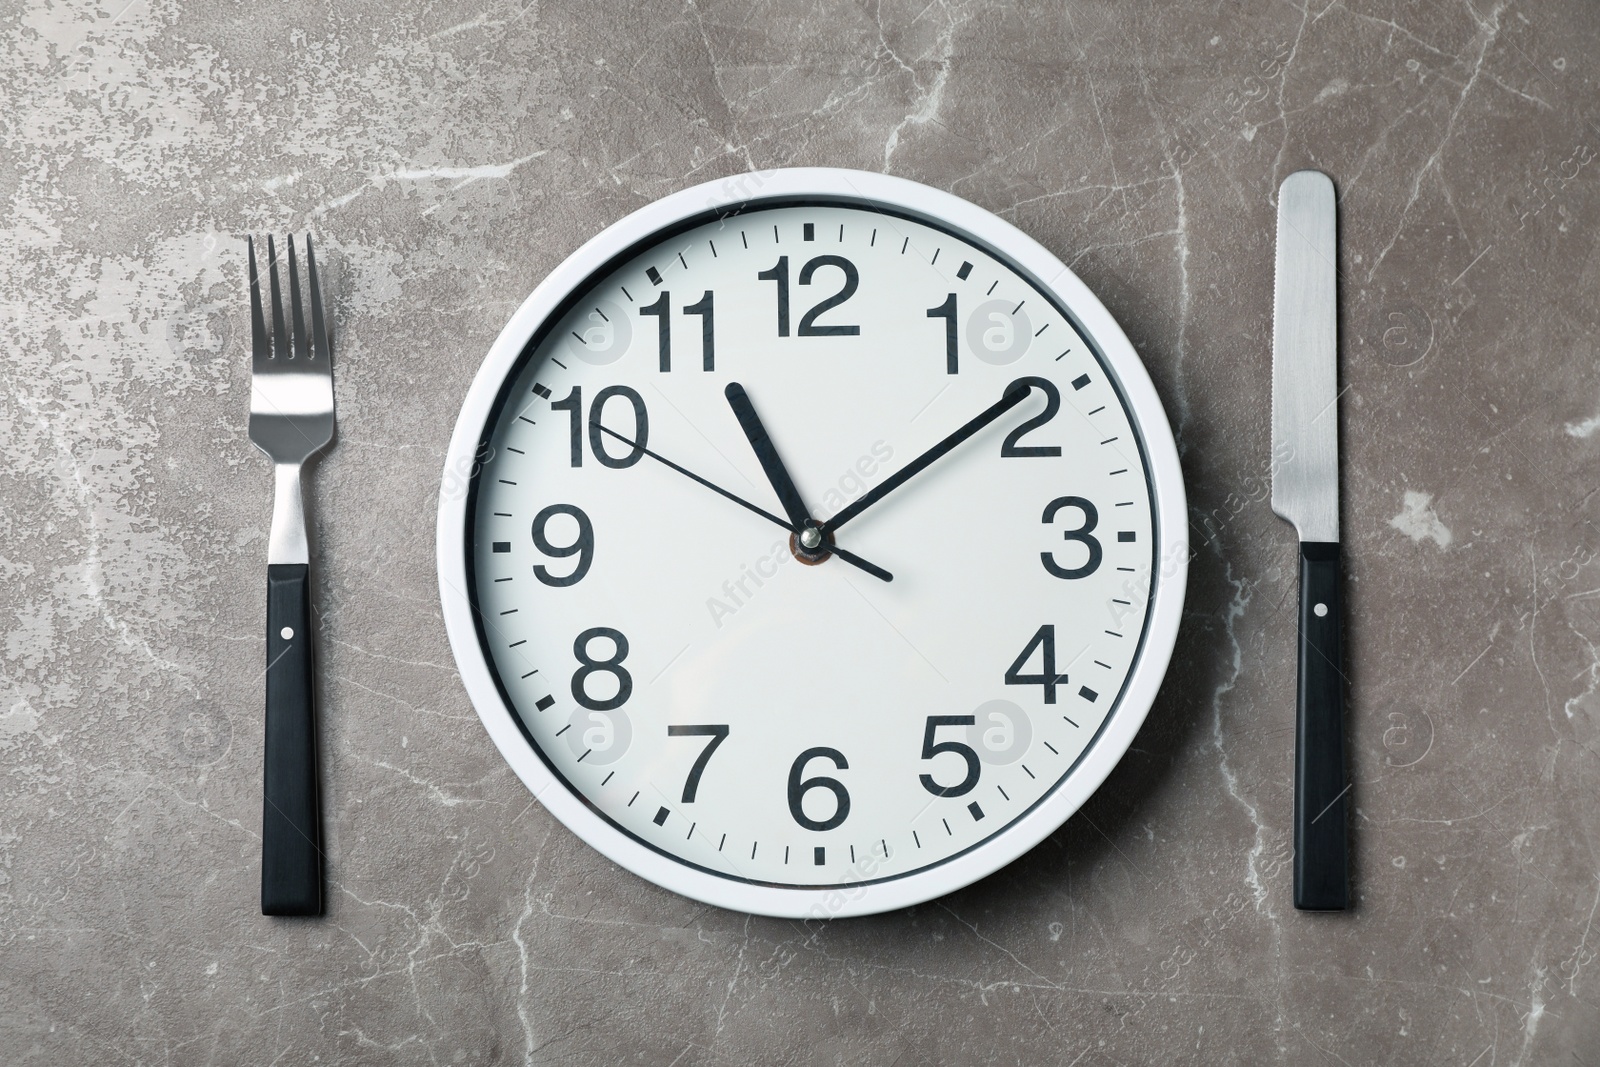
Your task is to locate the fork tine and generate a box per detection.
[267,234,289,362]
[306,235,330,364]
[247,236,268,362]
[286,235,309,362]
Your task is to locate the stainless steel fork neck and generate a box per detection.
[269,463,309,565]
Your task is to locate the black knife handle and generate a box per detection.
[262,563,323,916]
[1293,541,1349,911]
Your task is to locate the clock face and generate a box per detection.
[441,170,1185,917]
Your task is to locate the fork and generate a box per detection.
[248,234,334,916]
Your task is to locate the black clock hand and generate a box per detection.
[822,382,1034,533]
[825,543,894,583]
[594,423,893,583]
[724,382,812,530]
[595,423,787,526]
[722,383,899,583]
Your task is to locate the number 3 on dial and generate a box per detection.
[1042,496,1101,579]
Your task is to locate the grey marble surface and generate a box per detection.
[4,0,1600,1063]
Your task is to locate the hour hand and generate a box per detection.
[725,382,813,530]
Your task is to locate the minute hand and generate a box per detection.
[822,383,1033,533]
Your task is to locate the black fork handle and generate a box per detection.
[262,563,323,916]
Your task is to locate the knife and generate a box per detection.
[1271,170,1349,911]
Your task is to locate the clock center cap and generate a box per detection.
[790,525,833,565]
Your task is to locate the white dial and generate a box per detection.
[440,170,1186,917]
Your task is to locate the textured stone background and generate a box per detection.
[4,0,1600,1063]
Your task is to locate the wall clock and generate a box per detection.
[437,168,1186,918]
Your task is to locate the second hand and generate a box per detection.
[593,423,894,583]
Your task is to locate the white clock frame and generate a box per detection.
[437,167,1187,918]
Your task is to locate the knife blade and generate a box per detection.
[1271,169,1349,911]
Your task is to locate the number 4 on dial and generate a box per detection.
[1005,624,1069,704]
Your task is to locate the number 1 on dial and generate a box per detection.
[927,293,957,374]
